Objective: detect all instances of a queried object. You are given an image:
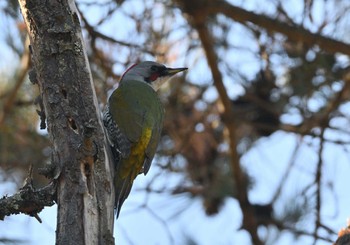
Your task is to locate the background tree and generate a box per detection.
[1,0,350,244]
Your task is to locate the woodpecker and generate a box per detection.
[103,61,187,217]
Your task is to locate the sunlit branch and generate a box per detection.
[0,36,31,125]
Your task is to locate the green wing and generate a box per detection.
[143,109,163,174]
[108,80,164,172]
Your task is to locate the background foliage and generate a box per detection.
[1,0,350,244]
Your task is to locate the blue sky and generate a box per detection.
[1,0,350,244]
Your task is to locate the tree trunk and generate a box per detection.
[18,0,115,244]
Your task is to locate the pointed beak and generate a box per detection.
[162,67,188,76]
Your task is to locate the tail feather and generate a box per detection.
[115,175,133,218]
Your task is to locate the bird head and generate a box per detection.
[120,61,188,91]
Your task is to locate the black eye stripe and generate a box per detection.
[151,65,166,72]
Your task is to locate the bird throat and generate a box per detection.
[150,76,169,91]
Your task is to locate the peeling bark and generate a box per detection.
[16,0,115,244]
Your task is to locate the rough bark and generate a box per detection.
[17,0,115,244]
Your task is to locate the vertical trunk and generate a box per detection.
[18,1,115,244]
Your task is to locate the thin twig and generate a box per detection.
[313,127,326,244]
[271,138,302,203]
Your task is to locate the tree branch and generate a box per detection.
[210,1,350,55]
[176,1,262,243]
[0,166,56,222]
[78,7,162,56]
[175,0,350,55]
[0,182,56,222]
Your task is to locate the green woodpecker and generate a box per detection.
[103,61,187,217]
